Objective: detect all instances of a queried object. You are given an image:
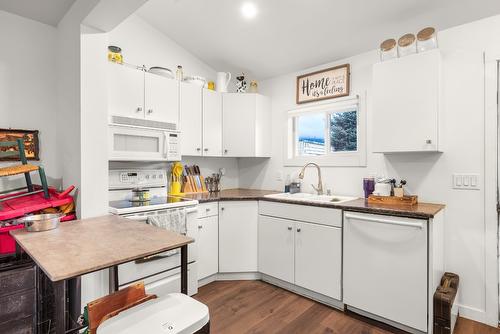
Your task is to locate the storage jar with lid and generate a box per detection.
[417,27,438,52]
[398,33,417,57]
[379,38,398,61]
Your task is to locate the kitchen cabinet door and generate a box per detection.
[202,89,223,156]
[197,215,219,280]
[372,49,441,152]
[258,215,294,283]
[295,222,342,300]
[108,63,144,119]
[222,94,256,157]
[180,83,203,156]
[343,212,428,332]
[145,72,179,124]
[219,201,258,272]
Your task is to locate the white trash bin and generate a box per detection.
[97,293,209,334]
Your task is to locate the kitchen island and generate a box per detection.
[11,214,193,334]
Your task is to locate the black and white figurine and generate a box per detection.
[236,73,247,93]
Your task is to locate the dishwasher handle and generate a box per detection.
[345,213,423,229]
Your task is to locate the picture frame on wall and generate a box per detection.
[0,129,40,161]
[296,64,350,104]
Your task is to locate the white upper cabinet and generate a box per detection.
[222,93,271,157]
[372,49,442,153]
[180,82,203,156]
[145,72,179,124]
[108,63,145,118]
[202,89,223,156]
[108,63,179,125]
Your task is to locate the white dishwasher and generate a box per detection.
[343,212,428,332]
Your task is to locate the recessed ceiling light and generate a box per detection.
[241,2,258,19]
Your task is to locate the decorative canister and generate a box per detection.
[398,33,417,57]
[249,80,258,93]
[379,38,397,61]
[207,81,215,90]
[108,46,123,64]
[417,27,438,52]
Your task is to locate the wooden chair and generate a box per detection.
[0,138,49,199]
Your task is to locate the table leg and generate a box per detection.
[180,245,188,294]
[68,277,81,327]
[53,280,66,334]
[109,265,119,293]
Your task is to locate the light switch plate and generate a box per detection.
[453,173,480,190]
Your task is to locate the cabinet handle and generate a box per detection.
[136,107,143,112]
[198,225,203,229]
[196,148,201,151]
[204,148,209,152]
[426,139,432,144]
[206,208,211,212]
[296,228,301,232]
[287,226,292,231]
[147,109,153,114]
[344,213,423,229]
[220,207,224,211]
[224,149,228,154]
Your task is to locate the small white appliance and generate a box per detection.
[96,293,209,334]
[109,116,181,162]
[108,169,198,296]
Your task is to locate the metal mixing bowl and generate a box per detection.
[17,213,63,232]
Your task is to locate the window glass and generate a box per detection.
[296,113,325,156]
[329,110,357,152]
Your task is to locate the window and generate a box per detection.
[286,95,366,166]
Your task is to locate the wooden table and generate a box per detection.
[11,214,193,334]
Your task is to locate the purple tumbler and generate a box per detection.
[363,178,375,198]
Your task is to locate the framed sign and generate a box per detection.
[296,64,350,104]
[0,129,40,161]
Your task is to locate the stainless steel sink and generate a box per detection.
[264,192,357,204]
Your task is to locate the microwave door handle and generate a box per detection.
[163,132,168,158]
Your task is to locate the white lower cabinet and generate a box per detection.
[196,214,219,280]
[258,216,294,283]
[219,201,258,272]
[343,212,428,332]
[295,222,341,300]
[258,201,342,301]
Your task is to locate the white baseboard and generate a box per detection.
[261,274,344,311]
[198,274,218,287]
[216,272,262,281]
[457,304,497,327]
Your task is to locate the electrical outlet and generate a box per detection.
[453,174,480,190]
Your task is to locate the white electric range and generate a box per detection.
[108,169,199,296]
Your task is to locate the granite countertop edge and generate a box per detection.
[182,189,445,219]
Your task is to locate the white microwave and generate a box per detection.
[108,124,181,161]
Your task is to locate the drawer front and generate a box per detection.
[0,289,36,325]
[0,266,35,297]
[259,201,342,227]
[197,202,219,218]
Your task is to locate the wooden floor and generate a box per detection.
[194,280,500,334]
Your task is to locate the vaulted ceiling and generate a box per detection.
[0,0,76,26]
[137,0,500,79]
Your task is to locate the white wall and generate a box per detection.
[239,14,500,324]
[0,11,60,190]
[107,14,240,186]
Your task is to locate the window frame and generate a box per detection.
[284,94,366,167]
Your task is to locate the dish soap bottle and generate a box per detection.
[284,174,291,193]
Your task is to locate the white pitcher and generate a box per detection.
[216,72,231,92]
